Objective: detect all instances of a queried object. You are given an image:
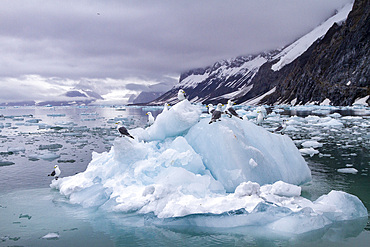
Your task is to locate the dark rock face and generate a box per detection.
[151,0,369,106]
[260,0,369,106]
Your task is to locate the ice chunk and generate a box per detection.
[299,147,319,157]
[41,232,60,239]
[132,99,201,141]
[269,180,301,197]
[301,140,323,148]
[314,119,343,127]
[249,158,258,168]
[234,181,260,197]
[29,152,60,161]
[313,190,368,221]
[186,118,311,191]
[7,147,25,153]
[337,168,358,174]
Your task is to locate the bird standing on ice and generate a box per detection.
[163,103,169,112]
[146,112,155,126]
[225,100,243,119]
[206,104,215,114]
[274,120,287,135]
[48,165,61,180]
[115,121,134,139]
[209,103,223,124]
[256,110,264,125]
[177,89,187,101]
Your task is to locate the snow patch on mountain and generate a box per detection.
[271,2,354,71]
[242,87,276,105]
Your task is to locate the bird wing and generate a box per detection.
[212,110,221,119]
[50,170,56,176]
[228,107,239,116]
[275,125,283,132]
[118,127,128,135]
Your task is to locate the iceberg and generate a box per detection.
[51,100,367,235]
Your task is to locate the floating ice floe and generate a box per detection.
[299,147,319,157]
[29,152,60,161]
[337,168,358,174]
[51,100,367,235]
[301,140,323,148]
[314,118,343,127]
[7,147,26,153]
[41,232,60,240]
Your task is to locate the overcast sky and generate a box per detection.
[0,0,353,104]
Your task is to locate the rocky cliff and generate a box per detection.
[259,0,369,106]
[151,0,369,106]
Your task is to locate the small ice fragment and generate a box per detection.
[299,147,319,157]
[28,152,60,161]
[301,140,323,148]
[7,147,25,153]
[337,168,358,174]
[41,232,60,240]
[270,180,301,197]
[249,158,258,168]
[234,181,260,197]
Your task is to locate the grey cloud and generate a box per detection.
[0,0,353,102]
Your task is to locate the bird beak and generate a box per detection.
[206,105,208,108]
[115,122,118,124]
[54,166,57,168]
[233,102,236,105]
[146,113,148,115]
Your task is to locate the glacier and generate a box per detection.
[51,100,367,235]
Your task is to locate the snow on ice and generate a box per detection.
[51,100,368,235]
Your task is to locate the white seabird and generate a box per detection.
[225,100,243,119]
[115,121,134,139]
[274,120,287,134]
[209,103,223,124]
[48,165,61,180]
[256,110,264,125]
[163,103,169,112]
[177,89,187,101]
[146,112,155,126]
[206,104,215,114]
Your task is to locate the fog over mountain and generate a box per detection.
[0,0,352,105]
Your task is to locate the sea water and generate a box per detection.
[0,105,369,247]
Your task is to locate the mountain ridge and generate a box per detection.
[151,0,369,106]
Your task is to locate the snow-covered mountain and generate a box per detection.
[36,88,103,106]
[152,0,369,106]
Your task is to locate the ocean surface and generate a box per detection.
[0,105,369,247]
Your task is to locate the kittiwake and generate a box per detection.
[274,120,287,134]
[225,100,243,119]
[146,112,155,126]
[256,110,264,125]
[48,165,61,180]
[209,103,223,124]
[206,104,215,114]
[115,121,134,139]
[177,89,187,101]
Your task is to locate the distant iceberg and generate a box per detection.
[51,100,367,234]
